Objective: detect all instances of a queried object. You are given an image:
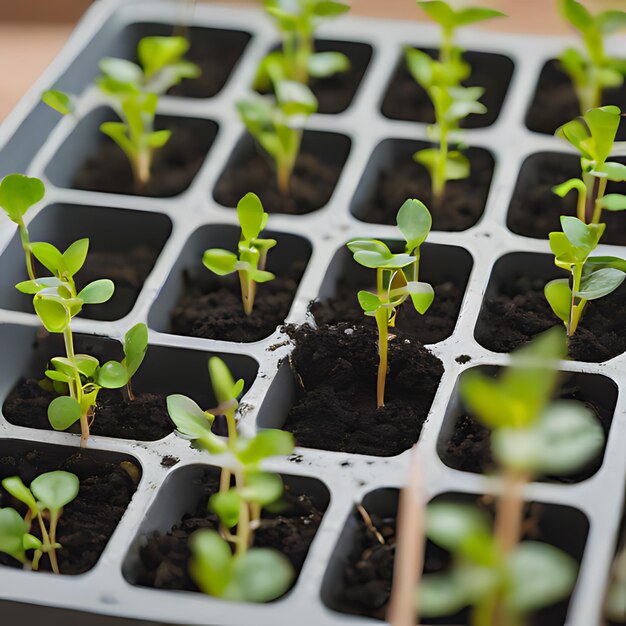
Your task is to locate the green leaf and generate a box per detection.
[239,471,283,506]
[146,130,171,148]
[406,281,435,314]
[405,48,434,87]
[0,174,45,224]
[74,354,100,378]
[23,534,42,552]
[308,51,350,78]
[97,360,129,389]
[507,542,577,613]
[1,477,38,515]
[312,1,350,17]
[138,36,190,78]
[208,357,244,407]
[561,216,604,251]
[599,194,626,211]
[231,548,293,602]
[418,1,456,28]
[123,323,148,379]
[419,572,471,617]
[78,279,115,305]
[48,395,82,430]
[202,249,238,276]
[62,238,89,277]
[596,10,626,35]
[577,267,625,300]
[584,106,620,165]
[397,199,432,250]
[189,530,234,598]
[237,192,265,241]
[31,471,79,513]
[275,80,318,116]
[347,238,414,269]
[560,0,592,32]
[357,290,382,314]
[426,503,490,552]
[34,296,71,333]
[592,162,626,181]
[235,429,294,465]
[544,278,572,323]
[209,489,241,529]
[99,57,143,85]
[15,277,64,294]
[41,89,73,116]
[30,241,64,274]
[166,395,226,454]
[0,508,28,563]
[454,7,505,26]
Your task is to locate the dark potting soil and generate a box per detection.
[257,40,372,114]
[441,375,614,483]
[357,147,493,231]
[381,48,514,127]
[311,276,465,345]
[526,59,626,140]
[507,152,626,246]
[214,149,342,215]
[170,262,305,342]
[3,379,173,441]
[0,447,139,574]
[134,471,324,592]
[476,272,626,362]
[334,503,574,625]
[73,117,216,197]
[283,324,444,456]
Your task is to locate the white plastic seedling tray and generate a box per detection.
[0,1,624,625]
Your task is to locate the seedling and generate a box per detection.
[42,36,198,190]
[255,0,351,90]
[407,1,504,200]
[347,199,435,408]
[0,174,45,280]
[203,193,277,316]
[166,357,295,602]
[544,216,626,336]
[418,329,605,623]
[554,105,626,225]
[558,0,626,114]
[237,78,318,195]
[0,471,79,574]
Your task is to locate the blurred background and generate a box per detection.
[0,0,623,119]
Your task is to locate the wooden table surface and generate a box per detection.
[0,0,623,118]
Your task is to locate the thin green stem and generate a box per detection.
[375,308,388,409]
[17,221,36,280]
[591,177,608,225]
[568,264,584,336]
[48,511,60,575]
[234,470,250,557]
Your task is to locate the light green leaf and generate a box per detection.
[99,57,143,85]
[235,429,294,465]
[78,279,115,305]
[146,130,171,148]
[31,471,79,513]
[276,80,318,116]
[0,174,45,224]
[208,357,244,407]
[455,7,505,26]
[189,530,234,598]
[97,360,129,389]
[592,162,626,181]
[405,48,434,87]
[62,238,89,277]
[166,395,226,454]
[308,51,350,78]
[560,0,592,32]
[202,248,238,276]
[231,548,293,602]
[34,296,71,333]
[407,281,435,314]
[41,89,74,116]
[426,503,490,552]
[599,194,626,211]
[0,508,28,563]
[237,192,265,241]
[209,489,241,529]
[357,290,382,314]
[577,267,625,300]
[239,471,283,506]
[1,477,38,515]
[123,323,148,379]
[418,572,472,618]
[397,199,432,250]
[312,1,350,17]
[544,278,572,323]
[30,241,64,274]
[138,36,190,78]
[15,277,64,294]
[48,395,82,430]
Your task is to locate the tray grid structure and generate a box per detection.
[0,1,624,624]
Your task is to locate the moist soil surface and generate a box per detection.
[170,262,305,342]
[334,502,575,625]
[0,447,139,574]
[73,117,215,197]
[283,324,444,456]
[258,40,372,114]
[441,374,614,483]
[507,152,626,246]
[526,60,626,140]
[214,148,343,215]
[311,270,466,345]
[381,49,513,127]
[3,379,173,441]
[476,272,626,363]
[134,471,324,592]
[357,147,493,231]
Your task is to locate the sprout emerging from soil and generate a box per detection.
[558,0,626,115]
[544,216,625,336]
[418,329,605,624]
[408,1,504,200]
[0,174,45,281]
[255,0,351,90]
[347,199,435,408]
[43,36,200,190]
[14,237,148,446]
[166,357,295,602]
[0,471,79,574]
[554,105,626,225]
[237,78,318,195]
[203,192,277,316]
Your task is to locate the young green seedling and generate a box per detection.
[544,216,626,336]
[255,0,351,90]
[0,174,45,281]
[419,502,579,626]
[347,199,435,408]
[203,193,277,316]
[237,78,318,195]
[0,471,79,574]
[554,105,626,225]
[418,329,605,624]
[166,357,296,602]
[558,0,626,115]
[407,1,504,200]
